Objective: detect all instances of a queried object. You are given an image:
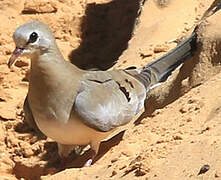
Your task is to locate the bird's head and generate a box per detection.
[8,21,55,68]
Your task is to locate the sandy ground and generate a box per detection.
[1,0,221,179]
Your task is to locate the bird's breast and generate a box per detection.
[32,107,111,145]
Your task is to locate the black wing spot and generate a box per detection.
[116,81,131,102]
[125,66,137,70]
[125,79,134,88]
[88,79,112,84]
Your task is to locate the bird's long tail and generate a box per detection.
[146,32,197,85]
[129,32,197,89]
[139,0,221,88]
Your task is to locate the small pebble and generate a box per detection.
[153,44,169,53]
[111,170,117,177]
[198,164,210,175]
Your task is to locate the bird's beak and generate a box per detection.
[8,47,24,68]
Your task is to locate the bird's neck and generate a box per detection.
[30,46,65,69]
[30,46,82,80]
[29,46,83,102]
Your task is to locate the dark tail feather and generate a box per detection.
[145,32,197,84]
[142,0,221,84]
[135,1,221,88]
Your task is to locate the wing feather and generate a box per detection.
[74,78,145,132]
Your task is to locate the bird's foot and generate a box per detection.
[84,159,93,167]
[83,149,96,167]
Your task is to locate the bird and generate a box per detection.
[8,21,196,167]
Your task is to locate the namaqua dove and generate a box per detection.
[8,21,196,167]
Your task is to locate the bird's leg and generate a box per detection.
[84,141,100,167]
[57,143,75,167]
[84,149,96,167]
[58,143,75,158]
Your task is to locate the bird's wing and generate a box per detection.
[74,70,148,132]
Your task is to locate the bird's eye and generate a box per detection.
[28,32,38,43]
